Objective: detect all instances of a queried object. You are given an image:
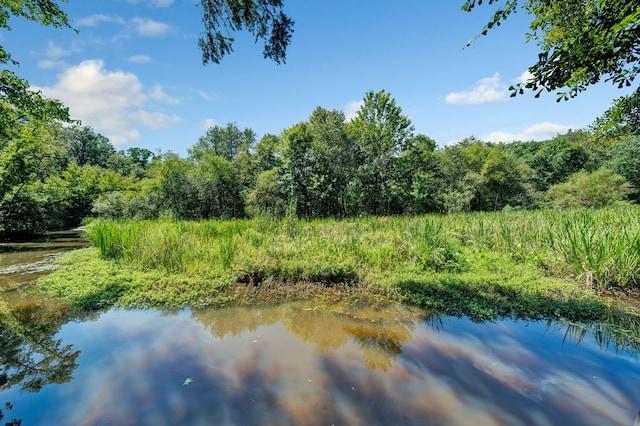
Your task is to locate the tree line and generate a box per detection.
[1,88,639,237]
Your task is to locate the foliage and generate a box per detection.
[189,122,256,162]
[198,0,294,64]
[245,168,287,217]
[545,168,633,209]
[55,124,115,167]
[347,90,414,215]
[528,133,590,191]
[605,136,640,200]
[463,0,640,100]
[1,0,72,127]
[434,139,537,213]
[592,87,640,138]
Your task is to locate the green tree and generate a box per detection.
[105,147,155,178]
[1,1,72,124]
[307,107,355,217]
[281,122,313,216]
[254,134,282,174]
[397,134,439,213]
[605,135,640,201]
[55,125,115,167]
[529,135,589,191]
[150,154,197,219]
[546,168,633,208]
[245,168,287,217]
[464,0,640,100]
[592,87,640,138]
[191,153,245,218]
[433,139,536,212]
[348,90,414,215]
[190,122,256,162]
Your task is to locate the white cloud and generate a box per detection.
[198,90,213,101]
[45,41,72,58]
[445,73,508,105]
[345,100,364,121]
[131,17,173,37]
[484,122,572,143]
[202,118,218,130]
[134,110,181,129]
[148,85,180,105]
[38,59,67,69]
[76,15,172,38]
[515,71,534,86]
[76,14,125,27]
[128,54,152,64]
[34,60,181,146]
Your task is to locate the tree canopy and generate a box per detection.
[463,0,640,100]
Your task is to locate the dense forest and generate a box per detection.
[1,88,638,239]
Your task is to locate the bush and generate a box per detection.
[545,168,633,209]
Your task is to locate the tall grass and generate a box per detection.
[86,206,640,293]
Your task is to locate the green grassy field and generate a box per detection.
[36,206,640,324]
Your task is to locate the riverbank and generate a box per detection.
[34,207,640,322]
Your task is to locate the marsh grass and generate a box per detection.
[40,206,640,321]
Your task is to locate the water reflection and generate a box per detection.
[194,303,419,370]
[0,301,638,425]
[0,304,93,426]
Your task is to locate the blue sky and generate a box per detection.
[3,0,634,154]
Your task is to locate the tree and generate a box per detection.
[526,134,590,191]
[198,0,294,64]
[348,90,414,215]
[464,0,640,100]
[605,135,640,201]
[546,168,633,208]
[253,134,282,174]
[592,87,640,138]
[307,107,355,217]
[281,122,313,216]
[396,134,439,213]
[191,153,245,219]
[1,1,72,124]
[56,125,115,167]
[189,122,256,162]
[245,168,287,217]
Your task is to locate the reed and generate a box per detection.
[84,206,640,294]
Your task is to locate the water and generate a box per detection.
[0,229,90,311]
[0,301,639,426]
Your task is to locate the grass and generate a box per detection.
[34,206,640,326]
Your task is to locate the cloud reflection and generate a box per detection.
[2,302,639,426]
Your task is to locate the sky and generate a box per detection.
[3,0,635,155]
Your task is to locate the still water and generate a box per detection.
[0,301,639,426]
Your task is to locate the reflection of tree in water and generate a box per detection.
[0,304,88,424]
[552,312,640,355]
[195,305,281,339]
[193,301,422,370]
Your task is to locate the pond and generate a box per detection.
[0,301,639,426]
[0,234,639,425]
